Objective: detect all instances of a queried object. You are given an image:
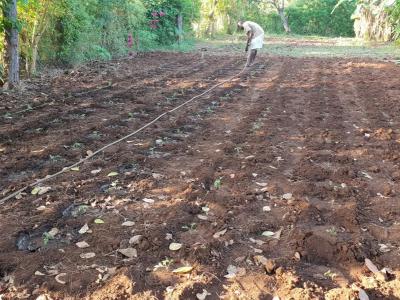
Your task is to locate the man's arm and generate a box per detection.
[245,30,254,52]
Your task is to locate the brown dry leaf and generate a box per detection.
[196,289,211,300]
[76,241,90,249]
[169,243,183,251]
[359,288,369,300]
[224,265,238,279]
[129,235,142,245]
[197,214,208,220]
[31,186,51,196]
[35,271,46,276]
[172,266,193,274]
[55,273,67,285]
[79,224,90,234]
[117,248,137,258]
[263,206,271,212]
[254,255,269,266]
[365,258,379,274]
[213,229,227,239]
[91,168,102,175]
[48,228,59,238]
[282,193,292,200]
[262,228,282,240]
[122,221,135,227]
[80,252,96,259]
[142,198,155,204]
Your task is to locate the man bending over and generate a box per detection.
[237,21,265,67]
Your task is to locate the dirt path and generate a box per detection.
[1,52,400,299]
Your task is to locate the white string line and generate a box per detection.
[0,62,248,205]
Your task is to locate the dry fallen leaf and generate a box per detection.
[249,238,265,246]
[129,235,142,245]
[76,241,90,249]
[152,173,163,179]
[94,218,104,224]
[282,193,292,200]
[359,288,369,300]
[79,224,90,234]
[107,172,119,177]
[294,252,301,261]
[261,231,275,237]
[197,214,208,220]
[202,206,210,213]
[55,273,67,285]
[91,168,102,175]
[213,229,227,239]
[118,248,137,258]
[142,198,155,204]
[169,243,183,251]
[262,228,282,240]
[122,221,135,227]
[196,289,211,300]
[263,206,271,212]
[379,244,392,253]
[365,258,379,274]
[48,228,59,238]
[256,182,268,187]
[172,266,193,274]
[224,265,245,279]
[32,186,51,196]
[80,252,96,259]
[35,271,45,276]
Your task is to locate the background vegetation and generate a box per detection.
[0,0,399,85]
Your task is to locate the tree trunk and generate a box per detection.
[177,14,183,44]
[4,0,20,88]
[278,8,291,33]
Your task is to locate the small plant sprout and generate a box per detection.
[72,142,84,149]
[326,227,337,236]
[182,223,197,231]
[42,232,54,246]
[153,257,174,271]
[214,177,223,190]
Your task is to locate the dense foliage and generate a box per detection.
[0,0,399,85]
[287,0,356,36]
[389,0,400,42]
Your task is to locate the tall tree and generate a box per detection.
[3,0,19,88]
[266,0,291,33]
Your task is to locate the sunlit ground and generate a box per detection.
[194,34,400,60]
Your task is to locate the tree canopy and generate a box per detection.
[0,0,399,87]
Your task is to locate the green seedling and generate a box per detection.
[42,232,54,246]
[324,270,337,279]
[182,223,197,231]
[72,142,84,149]
[252,122,262,130]
[234,146,243,154]
[214,178,222,190]
[326,227,337,236]
[153,257,174,271]
[50,155,63,162]
[3,112,12,119]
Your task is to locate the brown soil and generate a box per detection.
[1,51,400,300]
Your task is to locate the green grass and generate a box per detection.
[196,34,400,60]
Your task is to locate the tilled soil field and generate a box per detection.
[1,52,400,299]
